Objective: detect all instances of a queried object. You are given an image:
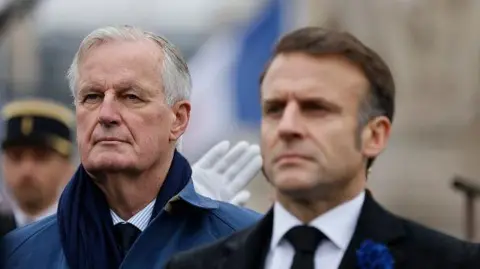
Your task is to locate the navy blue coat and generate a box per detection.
[0,181,261,269]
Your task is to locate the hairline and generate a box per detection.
[66,27,191,107]
[68,37,167,100]
[259,51,382,121]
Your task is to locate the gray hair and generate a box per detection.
[66,25,192,106]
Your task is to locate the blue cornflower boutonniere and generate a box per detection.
[356,240,394,269]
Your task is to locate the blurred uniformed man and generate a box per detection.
[0,99,75,237]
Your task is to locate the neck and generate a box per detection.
[276,173,366,223]
[18,198,57,219]
[93,151,174,220]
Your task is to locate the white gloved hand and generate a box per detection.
[192,141,262,206]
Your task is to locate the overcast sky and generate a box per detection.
[33,0,264,34]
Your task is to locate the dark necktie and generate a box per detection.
[285,225,325,269]
[114,223,141,258]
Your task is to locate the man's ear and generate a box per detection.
[169,100,191,142]
[361,116,391,159]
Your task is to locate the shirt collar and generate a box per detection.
[271,191,365,251]
[110,180,220,231]
[111,199,156,232]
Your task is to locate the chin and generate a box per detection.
[15,191,42,205]
[271,169,318,191]
[83,153,137,173]
[274,176,324,201]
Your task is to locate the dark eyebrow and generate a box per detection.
[263,96,342,112]
[263,98,285,106]
[300,97,342,112]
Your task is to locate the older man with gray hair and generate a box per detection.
[0,25,262,269]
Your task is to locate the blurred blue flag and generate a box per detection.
[233,0,282,126]
[184,0,296,157]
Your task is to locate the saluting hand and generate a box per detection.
[192,141,262,206]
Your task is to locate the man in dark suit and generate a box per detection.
[0,98,76,237]
[165,27,480,269]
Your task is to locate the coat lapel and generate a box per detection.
[119,211,182,268]
[220,209,274,269]
[119,195,219,269]
[218,192,408,269]
[338,191,407,269]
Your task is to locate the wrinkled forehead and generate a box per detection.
[77,40,164,90]
[79,38,164,65]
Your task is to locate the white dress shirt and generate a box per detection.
[264,191,365,269]
[110,199,156,232]
[13,203,57,227]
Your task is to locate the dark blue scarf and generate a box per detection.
[57,150,191,269]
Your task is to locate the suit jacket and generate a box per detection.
[165,191,480,269]
[0,181,261,269]
[0,212,16,238]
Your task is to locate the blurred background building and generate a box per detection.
[0,0,479,242]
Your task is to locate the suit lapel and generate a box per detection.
[220,209,274,269]
[212,192,408,269]
[339,191,407,269]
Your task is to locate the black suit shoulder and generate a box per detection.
[397,216,479,264]
[356,197,479,268]
[165,219,480,269]
[166,194,480,269]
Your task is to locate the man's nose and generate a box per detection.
[19,157,35,174]
[277,103,305,141]
[98,92,121,127]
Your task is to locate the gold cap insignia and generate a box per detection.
[21,117,33,135]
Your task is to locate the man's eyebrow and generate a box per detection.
[263,95,331,103]
[78,81,135,92]
[300,96,342,111]
[263,97,284,104]
[113,81,136,90]
[263,96,342,111]
[78,82,103,93]
[77,80,158,98]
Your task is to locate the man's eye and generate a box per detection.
[83,94,102,103]
[303,102,325,111]
[123,94,142,103]
[126,94,139,100]
[263,103,284,115]
[265,106,282,114]
[6,151,21,162]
